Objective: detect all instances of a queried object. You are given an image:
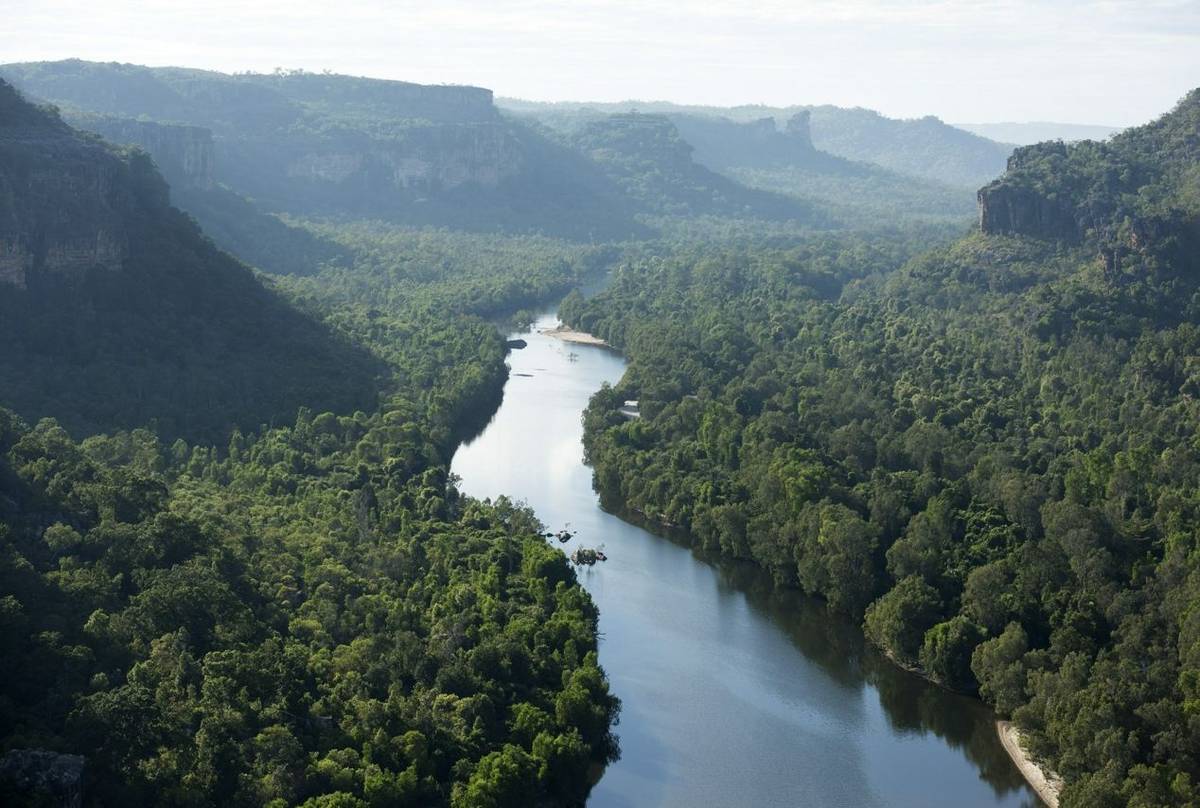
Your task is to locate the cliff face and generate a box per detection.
[0,62,523,214]
[68,114,215,190]
[282,123,523,192]
[671,111,819,170]
[0,83,177,288]
[977,184,1079,241]
[976,88,1200,281]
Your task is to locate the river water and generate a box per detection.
[451,312,1039,808]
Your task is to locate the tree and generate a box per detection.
[971,622,1030,717]
[863,576,942,665]
[919,616,986,690]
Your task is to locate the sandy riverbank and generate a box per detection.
[540,324,609,346]
[997,720,1063,807]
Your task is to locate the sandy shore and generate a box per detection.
[540,324,609,346]
[997,721,1063,807]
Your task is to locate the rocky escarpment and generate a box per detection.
[245,70,498,124]
[977,142,1081,241]
[0,81,175,288]
[977,89,1200,284]
[67,114,215,190]
[571,112,822,222]
[282,122,523,192]
[1,62,524,212]
[672,110,819,170]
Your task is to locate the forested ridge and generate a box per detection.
[0,79,382,443]
[3,48,1199,807]
[0,244,622,807]
[1,82,622,806]
[563,90,1200,805]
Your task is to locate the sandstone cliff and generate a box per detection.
[571,113,822,223]
[0,81,172,288]
[671,111,820,171]
[976,89,1200,280]
[1,62,528,217]
[976,142,1081,241]
[66,113,215,190]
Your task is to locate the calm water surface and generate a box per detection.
[451,312,1039,808]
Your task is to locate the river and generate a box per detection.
[451,312,1039,808]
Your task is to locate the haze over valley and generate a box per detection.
[2,4,1199,807]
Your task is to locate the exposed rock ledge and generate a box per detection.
[997,720,1063,807]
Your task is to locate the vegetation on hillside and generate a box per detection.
[563,88,1200,805]
[1,79,622,806]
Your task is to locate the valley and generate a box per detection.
[1,48,1198,808]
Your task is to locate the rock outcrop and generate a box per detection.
[977,142,1080,241]
[671,111,819,170]
[976,88,1200,285]
[0,749,86,808]
[0,80,169,287]
[68,114,215,189]
[784,110,815,150]
[977,182,1079,241]
[282,122,523,193]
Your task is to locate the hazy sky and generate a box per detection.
[3,0,1198,126]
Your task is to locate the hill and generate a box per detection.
[954,121,1123,146]
[0,79,381,440]
[804,105,1012,188]
[559,87,1200,805]
[666,111,976,224]
[568,113,823,223]
[0,60,642,240]
[978,88,1200,287]
[500,97,1013,189]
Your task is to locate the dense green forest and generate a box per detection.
[1,82,621,806]
[4,46,1200,808]
[0,343,620,806]
[562,90,1200,806]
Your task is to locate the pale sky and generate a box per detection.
[2,0,1198,126]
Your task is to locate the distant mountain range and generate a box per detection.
[3,60,1043,254]
[500,98,1015,189]
[0,60,648,241]
[953,121,1123,145]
